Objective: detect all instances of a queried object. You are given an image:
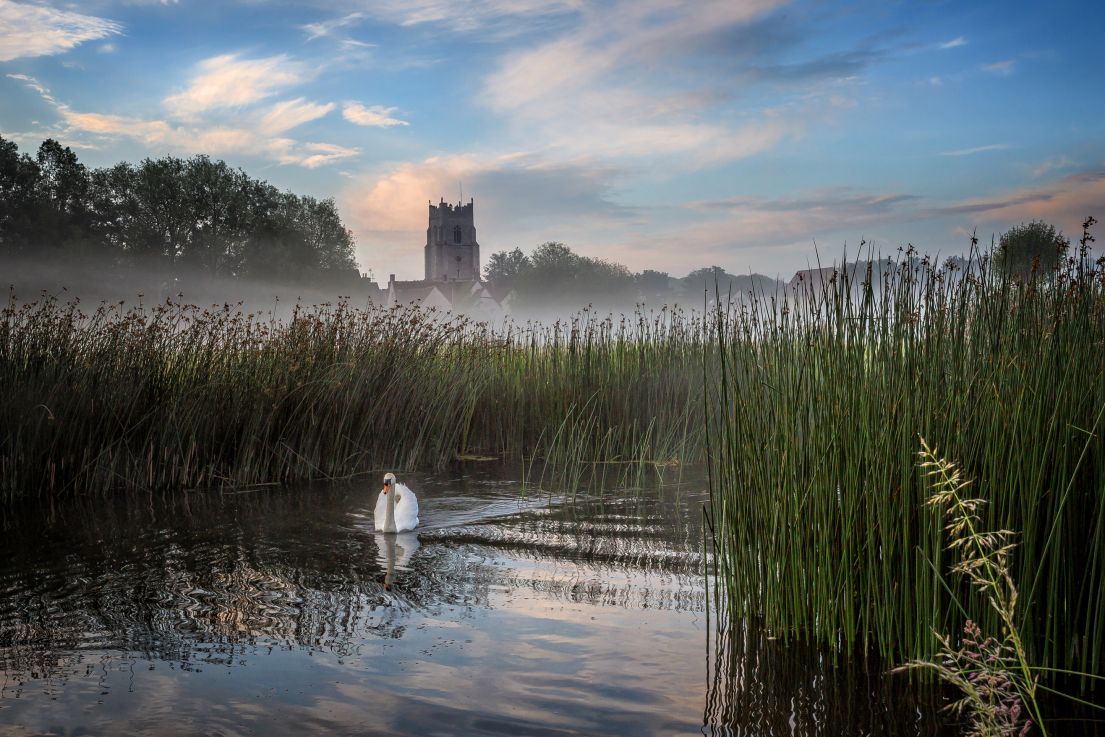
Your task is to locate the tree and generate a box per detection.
[511,241,637,310]
[484,247,531,283]
[0,135,42,253]
[0,136,363,285]
[994,220,1069,280]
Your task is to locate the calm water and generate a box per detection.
[0,471,949,736]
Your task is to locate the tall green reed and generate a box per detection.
[0,296,703,502]
[706,244,1105,671]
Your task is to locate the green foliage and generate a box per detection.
[0,135,359,285]
[994,220,1069,279]
[705,245,1105,675]
[0,296,703,501]
[496,241,634,310]
[483,247,531,283]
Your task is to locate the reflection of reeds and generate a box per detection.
[706,244,1105,675]
[703,615,946,736]
[1,298,704,501]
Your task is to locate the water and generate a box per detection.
[0,471,949,736]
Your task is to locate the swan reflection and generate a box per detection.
[375,531,420,591]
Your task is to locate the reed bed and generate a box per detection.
[705,247,1105,674]
[3,239,1103,675]
[0,295,705,501]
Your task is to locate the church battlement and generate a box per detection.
[428,198,474,219]
[425,197,480,281]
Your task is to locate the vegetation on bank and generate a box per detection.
[2,223,1103,685]
[705,230,1104,680]
[0,135,359,285]
[483,240,782,313]
[0,295,703,500]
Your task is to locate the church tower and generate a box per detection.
[425,198,480,281]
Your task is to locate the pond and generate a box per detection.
[0,470,949,736]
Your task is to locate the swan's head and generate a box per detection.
[382,472,397,494]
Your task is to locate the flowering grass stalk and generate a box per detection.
[896,438,1044,737]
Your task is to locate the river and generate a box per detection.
[0,470,948,736]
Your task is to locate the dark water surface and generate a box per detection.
[0,472,949,736]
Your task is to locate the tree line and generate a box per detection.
[484,241,783,311]
[483,218,1092,313]
[0,136,359,286]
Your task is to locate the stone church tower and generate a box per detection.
[425,198,480,281]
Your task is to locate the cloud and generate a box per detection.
[163,54,307,118]
[982,59,1015,76]
[747,48,884,82]
[339,152,633,276]
[343,103,409,128]
[0,0,121,62]
[352,0,580,34]
[301,12,365,41]
[939,144,1011,157]
[939,36,967,49]
[1031,155,1073,179]
[258,97,335,134]
[923,169,1105,227]
[479,0,810,165]
[8,72,358,168]
[288,142,360,168]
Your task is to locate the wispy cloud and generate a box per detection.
[164,54,307,118]
[0,0,121,62]
[939,36,967,49]
[480,0,807,165]
[1031,155,1073,178]
[258,97,335,134]
[301,12,365,41]
[982,59,1015,76]
[939,144,1011,157]
[353,0,580,34]
[8,71,359,169]
[923,169,1105,226]
[343,103,409,128]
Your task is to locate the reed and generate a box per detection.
[3,231,1103,676]
[0,296,704,502]
[705,243,1105,673]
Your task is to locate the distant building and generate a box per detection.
[426,198,480,281]
[786,266,842,292]
[385,198,514,317]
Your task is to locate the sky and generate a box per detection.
[1,0,1103,281]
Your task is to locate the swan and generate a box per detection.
[374,472,419,533]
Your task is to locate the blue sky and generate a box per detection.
[1,0,1103,280]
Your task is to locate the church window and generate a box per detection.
[454,225,462,243]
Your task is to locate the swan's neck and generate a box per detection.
[384,484,397,533]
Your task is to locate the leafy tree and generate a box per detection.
[512,241,637,310]
[0,135,42,253]
[994,220,1069,279]
[484,247,531,283]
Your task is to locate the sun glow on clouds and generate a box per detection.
[9,72,359,169]
[342,103,408,128]
[259,98,336,135]
[0,0,121,62]
[163,54,307,118]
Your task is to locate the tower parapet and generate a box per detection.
[425,198,480,281]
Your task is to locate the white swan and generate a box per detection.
[374,472,419,533]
